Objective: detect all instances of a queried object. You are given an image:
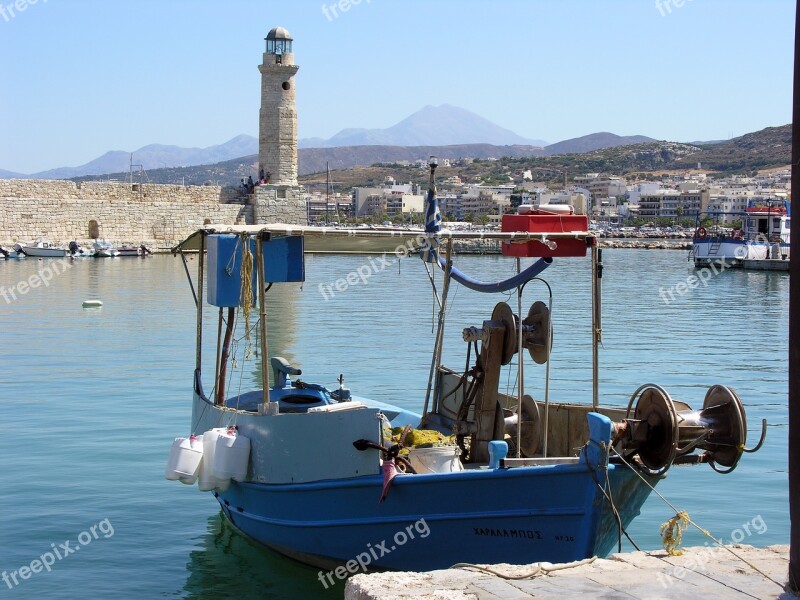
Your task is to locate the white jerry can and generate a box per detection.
[211,427,251,483]
[165,436,204,484]
[198,428,228,492]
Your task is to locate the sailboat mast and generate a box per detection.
[326,161,330,224]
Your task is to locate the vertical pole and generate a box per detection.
[256,232,271,410]
[591,243,602,410]
[195,234,205,374]
[423,239,453,419]
[214,307,223,394]
[788,0,800,590]
[516,257,523,459]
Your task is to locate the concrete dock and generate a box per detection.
[345,545,792,599]
[742,259,790,271]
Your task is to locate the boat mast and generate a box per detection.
[256,231,272,410]
[429,239,453,417]
[422,156,451,420]
[591,245,603,410]
[195,234,206,376]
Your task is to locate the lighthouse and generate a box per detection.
[255,26,306,225]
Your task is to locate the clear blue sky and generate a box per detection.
[0,0,794,174]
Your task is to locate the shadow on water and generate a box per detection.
[183,513,344,600]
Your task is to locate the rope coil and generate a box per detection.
[660,511,689,556]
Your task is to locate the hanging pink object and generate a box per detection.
[379,459,398,503]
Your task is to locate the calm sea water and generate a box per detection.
[0,249,789,599]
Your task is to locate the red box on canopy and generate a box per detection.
[501,213,590,258]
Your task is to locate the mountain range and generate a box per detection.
[3,104,661,179]
[67,124,790,190]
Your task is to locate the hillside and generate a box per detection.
[543,132,655,155]
[667,124,791,172]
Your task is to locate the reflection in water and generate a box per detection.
[183,513,342,600]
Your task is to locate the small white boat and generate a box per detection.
[15,238,68,258]
[116,244,152,257]
[0,246,24,259]
[92,240,120,258]
[116,246,142,257]
[67,242,95,258]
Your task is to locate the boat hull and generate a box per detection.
[20,246,67,258]
[691,238,789,268]
[191,391,655,571]
[214,463,654,571]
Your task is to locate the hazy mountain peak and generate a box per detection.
[300,104,548,148]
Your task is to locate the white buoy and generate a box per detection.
[82,300,103,308]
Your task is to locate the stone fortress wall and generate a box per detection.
[0,179,305,250]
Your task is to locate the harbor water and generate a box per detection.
[0,249,789,598]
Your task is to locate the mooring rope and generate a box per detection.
[614,451,785,589]
[451,557,596,579]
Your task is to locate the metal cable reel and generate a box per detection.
[522,301,551,364]
[617,383,767,476]
[701,385,765,474]
[504,394,542,457]
[491,302,517,366]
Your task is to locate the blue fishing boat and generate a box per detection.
[166,158,765,572]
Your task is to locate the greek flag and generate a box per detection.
[421,187,441,263]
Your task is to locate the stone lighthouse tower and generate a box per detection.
[254,26,306,225]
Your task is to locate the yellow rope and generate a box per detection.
[659,511,689,556]
[239,234,253,341]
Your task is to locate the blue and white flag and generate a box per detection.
[421,187,441,263]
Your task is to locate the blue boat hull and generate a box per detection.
[214,461,655,571]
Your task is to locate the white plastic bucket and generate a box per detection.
[165,436,203,484]
[211,429,251,482]
[407,446,463,474]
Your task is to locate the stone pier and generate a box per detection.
[345,545,791,600]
